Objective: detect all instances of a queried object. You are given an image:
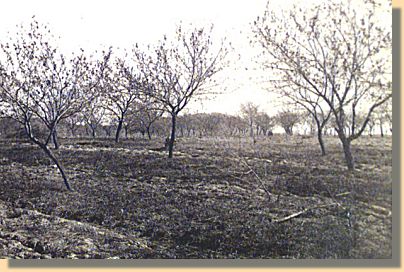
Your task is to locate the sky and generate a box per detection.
[0,0,391,116]
[0,0,281,115]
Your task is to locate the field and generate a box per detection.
[0,135,392,259]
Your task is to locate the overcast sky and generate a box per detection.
[0,0,284,115]
[0,0,391,116]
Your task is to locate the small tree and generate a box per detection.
[130,98,164,140]
[240,102,259,142]
[367,117,376,136]
[374,97,392,137]
[0,20,108,190]
[135,25,228,158]
[63,114,83,137]
[102,53,142,143]
[255,111,275,136]
[192,113,223,137]
[81,92,106,138]
[177,113,196,137]
[278,85,332,155]
[276,110,301,136]
[253,0,391,169]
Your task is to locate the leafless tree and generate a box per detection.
[367,117,376,137]
[255,111,275,136]
[240,102,259,142]
[134,24,228,158]
[0,19,109,190]
[223,115,247,136]
[193,112,223,137]
[253,0,391,169]
[101,53,142,143]
[275,110,301,136]
[177,113,196,137]
[374,96,392,137]
[279,86,332,154]
[63,114,83,137]
[81,93,106,138]
[129,98,164,140]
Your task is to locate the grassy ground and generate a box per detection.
[0,135,392,259]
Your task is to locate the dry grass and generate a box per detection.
[0,135,392,258]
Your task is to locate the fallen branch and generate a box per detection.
[370,204,391,215]
[335,192,351,197]
[231,170,253,176]
[363,210,391,219]
[272,203,340,223]
[237,155,272,199]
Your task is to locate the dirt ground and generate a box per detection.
[0,135,392,259]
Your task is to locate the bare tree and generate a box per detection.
[135,25,228,158]
[255,111,275,136]
[253,0,391,169]
[276,110,301,136]
[101,53,142,143]
[152,116,171,138]
[240,102,259,142]
[277,85,332,155]
[374,96,392,137]
[81,93,106,138]
[63,113,83,137]
[101,122,115,138]
[177,113,196,137]
[130,98,164,140]
[367,117,376,137]
[0,19,108,190]
[223,114,247,136]
[192,112,222,137]
[299,112,316,135]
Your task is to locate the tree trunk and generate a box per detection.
[106,127,111,137]
[317,128,326,156]
[124,125,128,139]
[146,126,152,140]
[168,113,177,158]
[36,142,71,191]
[339,135,354,171]
[42,145,71,191]
[91,127,96,138]
[380,122,384,137]
[115,119,123,143]
[23,122,71,190]
[52,129,59,150]
[70,127,76,138]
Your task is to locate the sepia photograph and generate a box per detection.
[0,0,393,262]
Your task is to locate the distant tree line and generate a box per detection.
[0,102,391,141]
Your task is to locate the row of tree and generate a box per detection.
[0,101,391,141]
[0,19,228,190]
